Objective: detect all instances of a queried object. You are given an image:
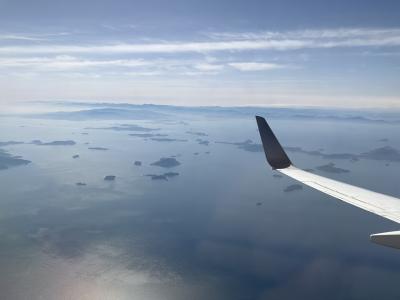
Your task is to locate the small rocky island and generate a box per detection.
[88,147,109,151]
[32,140,76,146]
[150,157,181,168]
[316,162,350,174]
[284,184,303,192]
[146,172,180,181]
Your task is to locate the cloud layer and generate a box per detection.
[1,28,400,55]
[0,27,399,107]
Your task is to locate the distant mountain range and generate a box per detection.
[20,101,400,123]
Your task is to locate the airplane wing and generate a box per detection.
[256,116,400,249]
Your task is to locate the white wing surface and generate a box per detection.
[256,116,400,249]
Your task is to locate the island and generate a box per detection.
[88,147,109,151]
[32,140,76,146]
[86,124,159,132]
[361,146,400,162]
[316,162,350,174]
[196,139,210,146]
[186,131,208,136]
[216,139,263,152]
[129,133,168,138]
[146,172,180,181]
[146,174,168,180]
[0,149,31,170]
[150,138,187,142]
[0,141,24,147]
[284,184,303,192]
[150,157,181,168]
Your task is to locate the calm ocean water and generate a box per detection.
[1,110,400,299]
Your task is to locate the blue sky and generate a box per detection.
[0,0,400,108]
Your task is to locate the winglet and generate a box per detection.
[256,116,292,169]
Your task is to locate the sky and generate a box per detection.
[1,0,400,108]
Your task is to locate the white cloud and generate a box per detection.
[0,32,70,42]
[0,34,46,41]
[0,40,308,55]
[194,63,224,71]
[207,28,400,41]
[0,27,399,55]
[0,56,227,76]
[228,62,286,71]
[0,56,151,70]
[0,56,289,75]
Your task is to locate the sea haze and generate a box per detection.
[1,103,400,299]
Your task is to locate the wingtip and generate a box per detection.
[255,116,267,131]
[256,115,292,169]
[255,115,265,121]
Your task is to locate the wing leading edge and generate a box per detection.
[255,116,400,249]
